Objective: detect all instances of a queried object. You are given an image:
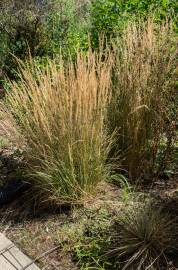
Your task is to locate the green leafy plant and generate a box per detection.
[73,208,113,270]
[0,0,91,80]
[0,0,52,79]
[45,0,90,58]
[90,0,178,48]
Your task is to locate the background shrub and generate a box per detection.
[0,0,177,80]
[0,0,51,80]
[90,0,178,48]
[0,0,91,82]
[45,0,91,58]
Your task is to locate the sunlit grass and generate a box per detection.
[108,18,178,179]
[2,51,113,203]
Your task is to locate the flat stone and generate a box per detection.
[0,233,40,270]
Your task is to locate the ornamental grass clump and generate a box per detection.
[71,200,178,270]
[107,202,178,270]
[108,18,178,179]
[3,51,112,203]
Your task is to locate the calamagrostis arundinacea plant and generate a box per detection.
[3,51,113,203]
[109,18,178,179]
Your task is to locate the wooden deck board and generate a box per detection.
[0,233,40,270]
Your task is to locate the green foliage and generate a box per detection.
[0,0,177,79]
[90,0,178,48]
[0,0,51,79]
[0,0,91,80]
[73,209,113,270]
[73,201,178,270]
[45,0,90,58]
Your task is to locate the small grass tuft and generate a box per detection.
[108,202,178,270]
[72,200,178,270]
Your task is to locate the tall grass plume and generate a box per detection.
[109,18,178,179]
[2,51,113,203]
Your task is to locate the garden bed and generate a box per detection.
[0,146,177,270]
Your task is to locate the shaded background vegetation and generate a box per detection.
[0,0,177,81]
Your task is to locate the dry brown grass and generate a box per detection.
[1,50,113,203]
[108,18,178,179]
